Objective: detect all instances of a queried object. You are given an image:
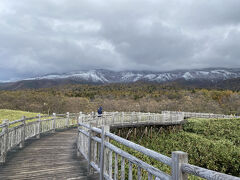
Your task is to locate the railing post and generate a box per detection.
[104,112,106,125]
[139,112,142,123]
[66,112,70,127]
[77,123,81,157]
[88,123,92,173]
[100,126,107,180]
[112,113,115,124]
[104,126,110,175]
[137,112,139,123]
[0,120,9,164]
[79,112,82,124]
[101,116,103,126]
[52,113,56,132]
[115,111,118,124]
[36,114,41,139]
[131,112,133,123]
[121,112,124,125]
[20,116,26,149]
[172,151,188,180]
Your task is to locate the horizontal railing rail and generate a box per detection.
[1,110,239,179]
[77,124,172,180]
[181,163,240,180]
[0,112,79,164]
[162,111,240,119]
[77,113,240,180]
[80,112,185,128]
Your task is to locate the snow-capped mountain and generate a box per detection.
[24,70,109,83]
[1,68,240,90]
[21,68,240,83]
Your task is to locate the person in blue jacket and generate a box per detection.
[98,106,103,117]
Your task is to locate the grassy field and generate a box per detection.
[0,109,42,124]
[112,118,240,179]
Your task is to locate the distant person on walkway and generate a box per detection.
[98,106,103,117]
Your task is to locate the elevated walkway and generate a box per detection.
[0,129,98,179]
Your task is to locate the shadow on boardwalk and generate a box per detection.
[0,128,99,180]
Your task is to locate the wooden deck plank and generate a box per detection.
[0,128,99,180]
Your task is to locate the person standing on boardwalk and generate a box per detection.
[98,106,103,117]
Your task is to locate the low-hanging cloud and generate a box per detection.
[0,0,240,81]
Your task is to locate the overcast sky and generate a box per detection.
[0,0,240,81]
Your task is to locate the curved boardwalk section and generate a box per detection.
[0,129,98,180]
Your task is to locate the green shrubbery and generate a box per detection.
[112,118,240,179]
[183,118,240,146]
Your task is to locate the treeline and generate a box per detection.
[0,83,240,115]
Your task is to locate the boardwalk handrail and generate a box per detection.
[80,111,185,128]
[162,111,240,119]
[77,113,240,180]
[181,163,240,180]
[1,111,239,179]
[0,112,78,164]
[77,123,172,180]
[0,111,184,165]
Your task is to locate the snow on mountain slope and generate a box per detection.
[2,68,240,84]
[24,70,109,83]
[183,72,194,80]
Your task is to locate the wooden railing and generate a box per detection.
[1,111,239,179]
[80,111,185,128]
[77,113,240,180]
[162,111,240,119]
[0,112,78,164]
[0,111,183,165]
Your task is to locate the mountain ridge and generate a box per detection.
[1,68,240,90]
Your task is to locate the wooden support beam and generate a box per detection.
[66,112,70,127]
[104,126,110,175]
[77,130,81,157]
[114,153,118,180]
[19,116,25,149]
[99,128,104,175]
[52,113,56,133]
[109,150,113,179]
[0,119,9,164]
[172,151,188,180]
[128,162,132,180]
[36,114,41,139]
[88,123,92,173]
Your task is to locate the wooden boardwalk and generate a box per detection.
[1,112,238,179]
[0,128,98,180]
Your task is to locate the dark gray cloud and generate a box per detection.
[0,0,240,81]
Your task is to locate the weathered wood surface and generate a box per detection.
[80,112,185,129]
[162,111,240,119]
[181,163,240,180]
[1,111,239,180]
[0,129,99,180]
[172,151,188,180]
[78,122,240,180]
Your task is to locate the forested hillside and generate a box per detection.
[0,83,239,115]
